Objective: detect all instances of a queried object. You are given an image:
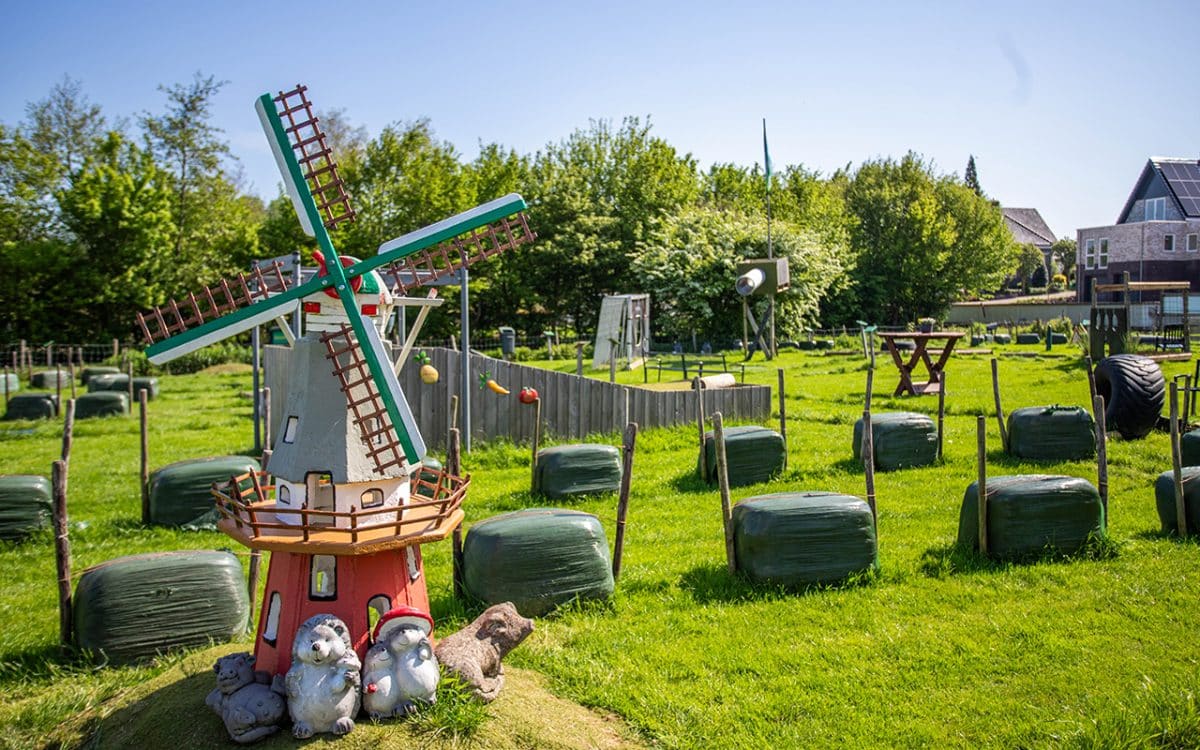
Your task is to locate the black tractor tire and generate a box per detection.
[1093,354,1165,440]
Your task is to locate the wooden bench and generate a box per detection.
[647,354,746,383]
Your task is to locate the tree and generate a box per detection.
[1015,243,1045,294]
[965,155,981,196]
[1051,237,1077,283]
[24,76,106,180]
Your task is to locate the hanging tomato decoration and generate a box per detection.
[518,387,539,404]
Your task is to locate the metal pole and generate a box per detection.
[460,266,471,453]
[291,251,303,339]
[251,326,261,453]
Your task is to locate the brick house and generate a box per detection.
[1077,157,1200,302]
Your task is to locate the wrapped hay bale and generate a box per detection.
[73,550,250,664]
[1049,332,1068,345]
[1180,428,1199,467]
[1005,406,1096,461]
[462,508,613,616]
[1,373,17,394]
[75,391,128,418]
[533,444,621,499]
[0,475,52,541]
[993,333,1012,344]
[1154,466,1200,535]
[4,393,56,420]
[80,366,120,385]
[30,370,69,389]
[852,412,938,471]
[1016,333,1041,345]
[699,426,786,487]
[88,374,159,400]
[732,492,877,587]
[957,474,1104,559]
[147,455,261,527]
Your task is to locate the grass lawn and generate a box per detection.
[0,347,1197,748]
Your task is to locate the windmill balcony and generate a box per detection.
[210,468,468,555]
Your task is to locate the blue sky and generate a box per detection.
[3,1,1196,239]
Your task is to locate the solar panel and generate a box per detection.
[1158,160,1200,216]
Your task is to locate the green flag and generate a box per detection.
[762,118,773,193]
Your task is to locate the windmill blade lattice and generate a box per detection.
[381,211,536,294]
[136,262,292,345]
[272,85,356,231]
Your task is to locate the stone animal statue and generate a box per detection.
[205,652,286,744]
[362,607,441,719]
[284,614,362,738]
[433,602,534,703]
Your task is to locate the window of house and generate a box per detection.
[360,488,384,508]
[1188,234,1198,252]
[1098,238,1109,269]
[1164,234,1175,252]
[366,595,391,641]
[1085,239,1096,269]
[263,592,282,644]
[1146,197,1166,221]
[310,555,337,599]
[278,484,291,505]
[282,416,299,443]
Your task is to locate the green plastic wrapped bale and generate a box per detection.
[1182,429,1200,467]
[30,370,69,388]
[462,508,614,616]
[148,455,261,527]
[993,333,1012,344]
[73,550,250,664]
[1,373,17,394]
[1006,406,1096,461]
[1154,466,1200,535]
[4,394,56,420]
[1049,332,1068,345]
[1016,333,1041,345]
[75,391,128,418]
[732,492,877,587]
[852,412,938,471]
[80,366,120,385]
[970,335,986,347]
[533,443,622,499]
[88,374,159,400]
[699,426,786,487]
[0,475,52,541]
[957,475,1104,559]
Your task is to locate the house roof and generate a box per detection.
[1001,207,1056,248]
[1117,157,1200,223]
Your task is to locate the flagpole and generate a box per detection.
[763,118,775,357]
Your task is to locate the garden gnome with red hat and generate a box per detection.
[361,606,440,719]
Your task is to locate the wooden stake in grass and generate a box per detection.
[60,399,75,465]
[1094,394,1109,521]
[990,358,1008,450]
[864,366,874,415]
[530,397,542,490]
[696,385,708,481]
[140,389,150,523]
[450,394,460,435]
[52,459,72,646]
[68,362,76,400]
[448,427,464,598]
[863,408,877,523]
[126,354,134,408]
[937,371,947,461]
[1169,382,1187,537]
[777,368,787,468]
[976,415,989,557]
[3,355,10,407]
[612,421,638,581]
[713,412,736,574]
[1085,355,1098,409]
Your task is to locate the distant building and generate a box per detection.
[1077,157,1200,302]
[1002,207,1057,284]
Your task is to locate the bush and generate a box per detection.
[1050,274,1068,292]
[106,342,251,375]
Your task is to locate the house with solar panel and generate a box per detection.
[1077,157,1200,302]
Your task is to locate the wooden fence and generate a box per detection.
[265,345,771,451]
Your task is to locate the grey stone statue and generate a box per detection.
[284,614,362,738]
[433,602,534,703]
[205,652,286,744]
[362,622,440,719]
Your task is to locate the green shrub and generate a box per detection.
[1050,274,1068,292]
[108,342,251,375]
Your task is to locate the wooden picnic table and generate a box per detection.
[877,331,965,396]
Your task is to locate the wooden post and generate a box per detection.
[863,408,877,523]
[1093,394,1109,520]
[140,389,150,523]
[60,399,75,464]
[713,412,736,573]
[696,386,708,481]
[609,343,617,384]
[864,366,874,415]
[47,342,53,367]
[52,459,72,646]
[1085,355,1098,409]
[448,428,464,598]
[611,422,638,581]
[776,369,787,465]
[1169,383,1187,536]
[576,342,585,377]
[125,356,134,408]
[937,371,947,461]
[68,361,76,400]
[990,358,1008,449]
[530,397,542,490]
[976,416,988,557]
[3,356,9,406]
[55,361,62,407]
[262,386,271,452]
[450,394,460,434]
[111,338,119,360]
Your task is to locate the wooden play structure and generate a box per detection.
[1089,273,1191,359]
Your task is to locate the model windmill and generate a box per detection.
[137,84,534,675]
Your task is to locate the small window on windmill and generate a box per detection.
[278,484,291,506]
[282,416,299,443]
[310,555,337,600]
[366,594,391,641]
[263,592,282,644]
[361,488,384,508]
